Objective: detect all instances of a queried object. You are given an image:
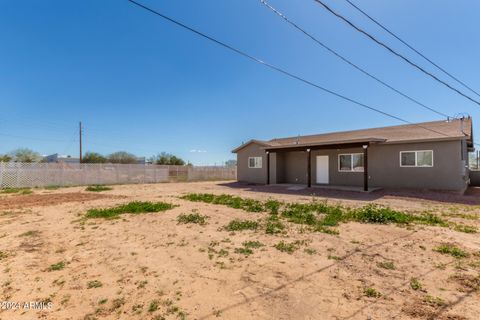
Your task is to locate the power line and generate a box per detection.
[258,0,450,119]
[127,0,451,138]
[344,0,480,99]
[312,0,480,107]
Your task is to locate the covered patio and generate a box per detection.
[263,138,385,191]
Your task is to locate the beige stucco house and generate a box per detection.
[232,118,474,192]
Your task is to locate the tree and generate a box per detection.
[83,152,107,163]
[9,148,42,163]
[0,154,12,162]
[108,151,138,164]
[225,159,237,167]
[151,152,185,165]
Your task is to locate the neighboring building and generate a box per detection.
[232,118,474,192]
[43,154,80,164]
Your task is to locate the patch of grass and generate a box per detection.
[304,248,317,255]
[85,185,112,192]
[85,201,176,219]
[87,280,103,289]
[224,219,259,231]
[364,287,381,298]
[19,230,40,237]
[264,199,282,214]
[111,297,125,310]
[148,300,160,312]
[1,187,31,194]
[423,295,445,307]
[48,261,65,271]
[434,244,469,259]
[265,215,285,234]
[453,224,477,234]
[234,247,253,255]
[410,277,422,291]
[274,240,302,254]
[377,261,396,270]
[243,241,264,248]
[181,193,264,212]
[177,213,208,225]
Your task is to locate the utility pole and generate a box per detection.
[79,121,83,163]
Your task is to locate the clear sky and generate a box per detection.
[1,0,479,164]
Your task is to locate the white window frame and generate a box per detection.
[338,153,364,172]
[399,150,434,167]
[248,156,262,168]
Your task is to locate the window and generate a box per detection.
[400,150,433,167]
[248,157,262,168]
[338,153,364,172]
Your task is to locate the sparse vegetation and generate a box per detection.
[1,187,32,194]
[274,240,304,254]
[85,201,176,219]
[423,295,445,307]
[364,287,381,298]
[148,300,160,312]
[48,261,65,271]
[410,278,422,291]
[224,219,259,231]
[181,194,455,236]
[85,185,112,192]
[87,280,103,288]
[434,244,469,259]
[20,230,40,237]
[177,213,208,225]
[377,261,396,270]
[0,251,8,260]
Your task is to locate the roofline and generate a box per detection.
[263,137,386,151]
[262,136,469,152]
[231,139,272,153]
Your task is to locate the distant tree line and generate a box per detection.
[0,148,237,167]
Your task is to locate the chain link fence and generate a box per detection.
[0,162,236,188]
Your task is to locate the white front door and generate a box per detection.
[316,156,329,184]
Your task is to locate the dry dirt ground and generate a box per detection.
[0,182,479,320]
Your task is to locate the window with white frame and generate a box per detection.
[400,150,433,167]
[338,153,364,172]
[248,157,262,168]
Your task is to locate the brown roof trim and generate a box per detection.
[231,139,272,153]
[263,137,386,151]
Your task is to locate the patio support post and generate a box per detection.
[266,151,270,185]
[307,148,311,188]
[363,145,368,192]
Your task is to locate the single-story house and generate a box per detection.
[232,117,474,192]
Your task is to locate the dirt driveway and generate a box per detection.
[0,181,479,320]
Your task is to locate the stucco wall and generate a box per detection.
[236,140,468,191]
[236,143,267,184]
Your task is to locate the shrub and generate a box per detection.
[410,278,422,290]
[86,201,176,219]
[377,261,396,270]
[265,215,285,234]
[274,240,302,254]
[242,241,264,248]
[87,280,103,289]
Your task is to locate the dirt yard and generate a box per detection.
[0,182,479,320]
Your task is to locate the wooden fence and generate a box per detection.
[0,163,236,188]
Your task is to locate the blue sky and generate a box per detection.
[1,0,479,164]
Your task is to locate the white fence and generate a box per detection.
[0,163,237,188]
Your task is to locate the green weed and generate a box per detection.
[87,280,103,289]
[177,213,208,225]
[434,244,469,259]
[377,261,396,270]
[364,287,381,298]
[85,185,112,192]
[224,219,259,231]
[85,201,176,219]
[48,261,65,271]
[410,278,422,291]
